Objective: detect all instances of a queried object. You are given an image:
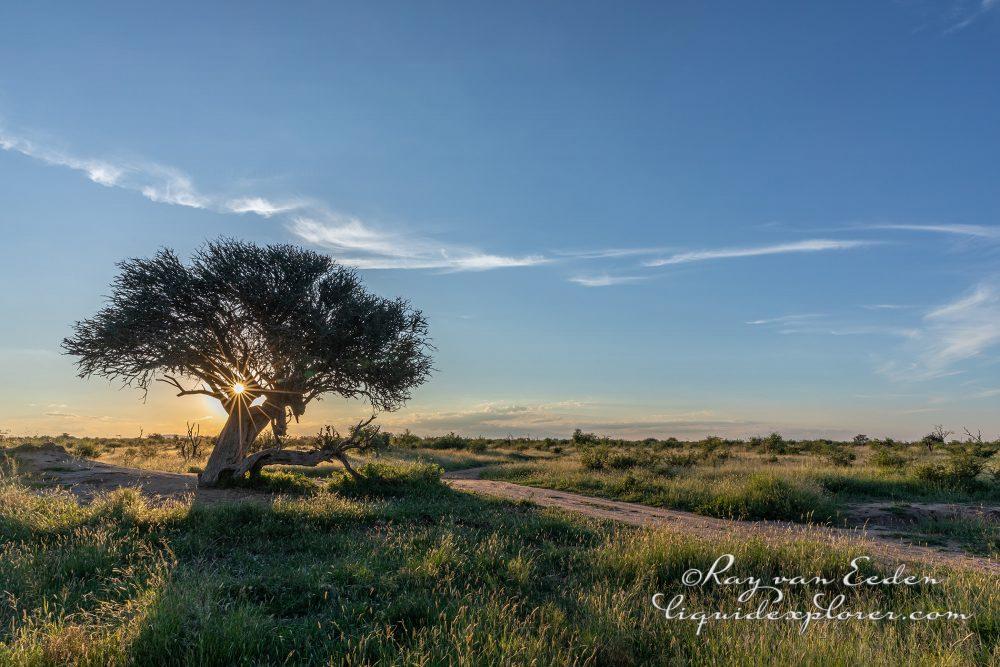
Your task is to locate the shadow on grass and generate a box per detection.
[1,464,997,665]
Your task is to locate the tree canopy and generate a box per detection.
[63,239,433,437]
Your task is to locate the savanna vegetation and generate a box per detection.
[481,429,1000,556]
[6,424,998,553]
[1,422,997,664]
[62,240,432,487]
[0,450,997,665]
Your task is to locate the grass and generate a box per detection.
[889,515,1000,558]
[0,462,996,665]
[0,434,546,480]
[487,442,998,512]
[487,459,840,523]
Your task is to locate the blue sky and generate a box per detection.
[1,1,998,440]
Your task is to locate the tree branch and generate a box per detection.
[156,374,224,399]
[232,414,378,479]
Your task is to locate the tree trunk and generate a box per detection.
[232,447,363,481]
[199,405,269,487]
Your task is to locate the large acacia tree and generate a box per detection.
[63,239,432,487]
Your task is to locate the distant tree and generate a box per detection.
[180,421,204,462]
[921,424,953,453]
[63,239,432,486]
[391,429,421,447]
[853,434,869,446]
[572,429,599,446]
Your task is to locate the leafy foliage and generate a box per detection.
[63,240,433,437]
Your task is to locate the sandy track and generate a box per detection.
[443,468,999,573]
[6,444,260,503]
[8,447,996,572]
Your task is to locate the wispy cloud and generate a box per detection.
[922,281,1000,368]
[1,124,549,272]
[749,313,920,339]
[378,400,765,439]
[225,196,308,217]
[0,131,125,186]
[772,325,920,338]
[43,411,113,422]
[0,129,210,209]
[644,239,873,267]
[289,216,549,271]
[862,304,918,310]
[944,0,998,33]
[568,274,645,287]
[971,387,1000,399]
[555,247,670,260]
[823,326,921,339]
[877,280,1000,381]
[864,223,1000,239]
[746,314,824,326]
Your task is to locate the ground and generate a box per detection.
[1,437,997,665]
[10,444,996,572]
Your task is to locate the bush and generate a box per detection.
[912,451,986,492]
[330,461,444,497]
[579,446,608,470]
[870,447,909,470]
[571,429,600,446]
[825,447,856,467]
[699,436,725,453]
[425,432,468,450]
[697,473,837,522]
[391,429,421,447]
[579,446,654,471]
[762,432,786,454]
[467,439,489,453]
[73,441,102,458]
[663,451,700,468]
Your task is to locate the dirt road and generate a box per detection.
[7,446,996,572]
[6,443,258,503]
[443,467,998,573]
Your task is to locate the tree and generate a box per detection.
[921,424,953,453]
[63,239,433,486]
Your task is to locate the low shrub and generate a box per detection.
[579,447,654,471]
[424,433,468,450]
[662,451,700,468]
[870,447,909,470]
[913,451,987,492]
[391,429,422,447]
[467,439,489,453]
[232,470,319,494]
[825,447,856,467]
[73,441,102,458]
[579,446,609,470]
[330,461,444,497]
[695,473,837,522]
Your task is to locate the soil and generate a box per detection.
[6,447,997,572]
[6,443,259,504]
[442,467,999,573]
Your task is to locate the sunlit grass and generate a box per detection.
[0,463,996,665]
